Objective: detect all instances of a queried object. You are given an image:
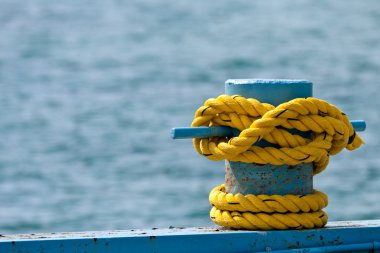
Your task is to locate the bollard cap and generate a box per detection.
[225,79,313,106]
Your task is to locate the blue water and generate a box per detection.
[0,0,379,234]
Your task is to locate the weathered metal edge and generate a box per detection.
[0,220,379,253]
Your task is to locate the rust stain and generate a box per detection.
[287,240,301,249]
[327,236,343,245]
[149,236,156,245]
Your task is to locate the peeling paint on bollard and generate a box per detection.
[225,161,313,195]
[224,79,314,195]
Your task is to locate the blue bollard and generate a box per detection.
[224,79,314,195]
[171,79,366,195]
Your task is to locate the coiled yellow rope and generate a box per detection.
[191,95,363,230]
[209,185,328,230]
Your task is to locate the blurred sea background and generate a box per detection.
[0,0,379,234]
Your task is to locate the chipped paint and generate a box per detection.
[0,221,379,253]
[225,160,313,195]
[224,79,314,196]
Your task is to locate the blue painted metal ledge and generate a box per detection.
[1,220,379,252]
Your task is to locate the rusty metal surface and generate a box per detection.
[224,79,314,196]
[0,220,380,242]
[0,220,379,253]
[225,160,313,195]
[0,220,379,241]
[0,227,229,241]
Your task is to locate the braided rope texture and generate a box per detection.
[191,95,363,230]
[192,95,363,174]
[210,185,328,230]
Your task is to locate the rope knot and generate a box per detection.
[192,95,363,174]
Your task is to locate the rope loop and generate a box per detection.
[192,95,363,174]
[209,185,328,230]
[210,184,328,213]
[210,206,328,230]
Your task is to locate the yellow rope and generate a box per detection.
[210,185,328,213]
[191,95,363,230]
[210,206,328,230]
[209,185,328,230]
[192,95,363,174]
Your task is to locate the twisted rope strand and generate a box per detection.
[210,185,328,213]
[192,95,363,174]
[209,185,329,230]
[210,207,328,230]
